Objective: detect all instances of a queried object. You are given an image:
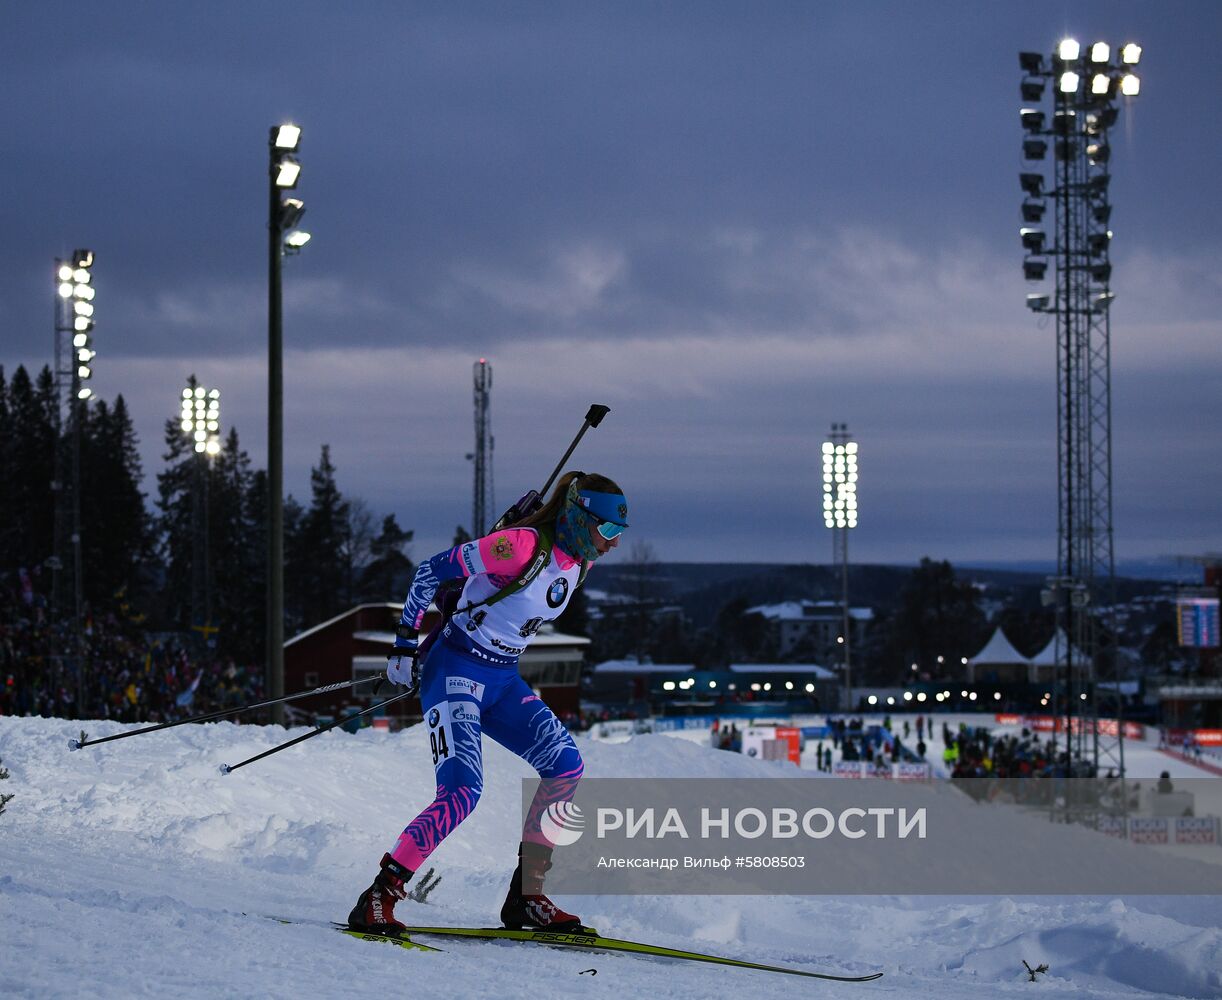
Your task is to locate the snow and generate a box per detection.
[1,712,1220,999]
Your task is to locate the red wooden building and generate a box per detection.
[283,602,589,727]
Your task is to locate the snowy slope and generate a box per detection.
[1,714,1220,1000]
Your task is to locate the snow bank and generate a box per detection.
[1,715,1219,999]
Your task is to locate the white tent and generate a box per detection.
[1029,628,1089,679]
[966,626,1032,683]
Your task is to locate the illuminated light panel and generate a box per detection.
[822,439,859,529]
[273,124,301,150]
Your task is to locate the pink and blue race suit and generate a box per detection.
[388,528,585,873]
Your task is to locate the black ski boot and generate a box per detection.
[500,841,585,932]
[348,853,414,933]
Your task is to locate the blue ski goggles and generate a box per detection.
[588,511,628,540]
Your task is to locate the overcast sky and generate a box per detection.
[3,2,1219,569]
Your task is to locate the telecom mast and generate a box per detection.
[471,358,493,536]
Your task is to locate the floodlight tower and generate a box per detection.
[181,381,221,641]
[470,359,494,536]
[823,424,858,711]
[1018,39,1143,781]
[50,249,96,711]
[267,122,311,724]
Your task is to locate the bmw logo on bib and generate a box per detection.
[547,576,570,609]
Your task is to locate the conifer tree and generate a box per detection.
[359,514,415,602]
[290,445,350,628]
[80,394,152,608]
[5,366,58,573]
[209,428,266,661]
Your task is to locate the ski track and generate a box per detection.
[1,714,1220,999]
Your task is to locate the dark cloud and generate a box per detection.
[2,1,1220,564]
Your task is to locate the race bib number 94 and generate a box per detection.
[425,702,451,767]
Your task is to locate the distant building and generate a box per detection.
[744,599,873,660]
[585,656,838,713]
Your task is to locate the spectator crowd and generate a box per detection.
[0,569,263,724]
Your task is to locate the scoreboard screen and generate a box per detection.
[1177,597,1220,648]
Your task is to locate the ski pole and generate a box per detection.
[68,673,394,751]
[219,686,417,774]
[539,403,610,498]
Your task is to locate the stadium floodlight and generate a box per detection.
[77,387,92,400]
[1020,172,1044,197]
[267,121,313,723]
[1059,71,1080,94]
[823,423,857,712]
[273,123,302,150]
[1091,74,1111,96]
[1023,258,1047,281]
[181,381,221,455]
[1121,43,1141,65]
[1089,262,1112,283]
[1020,108,1045,132]
[274,157,301,189]
[1091,291,1116,312]
[1086,141,1110,164]
[278,197,305,230]
[1092,204,1112,225]
[1090,42,1110,64]
[1020,77,1044,102]
[1022,199,1046,223]
[1019,52,1043,74]
[284,229,312,250]
[1088,231,1111,256]
[1023,138,1047,160]
[57,264,74,282]
[1058,38,1080,62]
[1020,228,1045,253]
[1120,74,1140,97]
[1026,293,1051,311]
[822,435,858,531]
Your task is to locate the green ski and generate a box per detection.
[397,925,883,982]
[332,923,441,953]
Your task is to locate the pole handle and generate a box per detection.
[539,403,610,499]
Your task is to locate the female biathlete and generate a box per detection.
[348,471,628,934]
